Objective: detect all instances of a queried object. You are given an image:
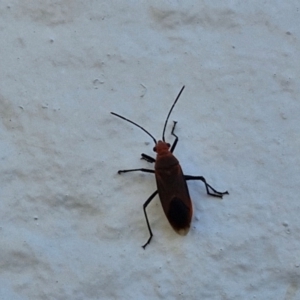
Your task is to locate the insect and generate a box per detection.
[111,86,228,249]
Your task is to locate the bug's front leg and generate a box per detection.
[170,121,178,153]
[141,153,156,163]
[118,168,155,174]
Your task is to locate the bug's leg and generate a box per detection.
[184,175,229,198]
[142,190,158,249]
[142,191,158,249]
[118,168,154,174]
[170,121,178,153]
[141,153,156,163]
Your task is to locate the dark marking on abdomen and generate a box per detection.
[168,197,190,230]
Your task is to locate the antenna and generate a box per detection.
[111,112,157,145]
[162,86,185,142]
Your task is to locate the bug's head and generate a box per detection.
[153,140,170,155]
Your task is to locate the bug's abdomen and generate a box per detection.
[155,157,193,235]
[168,197,191,235]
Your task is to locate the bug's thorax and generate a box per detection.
[154,140,179,170]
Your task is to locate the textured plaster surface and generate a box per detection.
[1,1,300,299]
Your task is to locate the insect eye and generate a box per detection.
[153,146,157,152]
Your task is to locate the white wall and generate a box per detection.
[1,1,300,299]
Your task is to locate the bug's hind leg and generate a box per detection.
[170,121,178,153]
[184,175,229,198]
[142,190,158,249]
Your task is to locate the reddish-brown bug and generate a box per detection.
[111,86,228,248]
